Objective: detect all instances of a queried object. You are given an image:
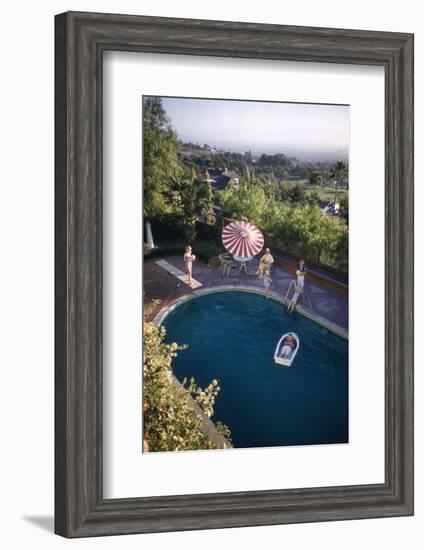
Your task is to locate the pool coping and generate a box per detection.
[153,285,348,340]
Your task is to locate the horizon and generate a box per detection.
[146,96,350,162]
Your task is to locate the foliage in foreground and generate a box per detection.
[143,322,232,452]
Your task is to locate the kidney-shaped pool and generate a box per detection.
[161,290,348,449]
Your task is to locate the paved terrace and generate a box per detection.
[144,254,348,333]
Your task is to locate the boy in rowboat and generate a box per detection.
[279,333,296,358]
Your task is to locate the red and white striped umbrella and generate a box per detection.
[222,221,264,259]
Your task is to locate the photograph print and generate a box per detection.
[142,95,349,453]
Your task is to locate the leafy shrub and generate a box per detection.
[220,183,348,271]
[143,322,232,451]
[144,240,225,264]
[206,256,221,269]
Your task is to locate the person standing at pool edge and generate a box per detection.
[184,245,196,286]
[296,259,306,295]
[263,268,272,297]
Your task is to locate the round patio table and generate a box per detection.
[222,221,264,274]
[233,255,254,273]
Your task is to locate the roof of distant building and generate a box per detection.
[212,174,231,190]
[225,171,239,179]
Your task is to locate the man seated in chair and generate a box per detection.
[256,248,274,279]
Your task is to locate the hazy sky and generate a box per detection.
[155,96,349,160]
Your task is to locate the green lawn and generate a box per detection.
[288,181,348,201]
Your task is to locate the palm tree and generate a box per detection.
[330,161,348,208]
[309,169,323,191]
[168,169,216,240]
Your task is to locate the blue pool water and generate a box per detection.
[162,291,348,449]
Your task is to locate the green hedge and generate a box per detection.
[144,240,225,264]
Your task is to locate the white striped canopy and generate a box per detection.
[222,221,264,259]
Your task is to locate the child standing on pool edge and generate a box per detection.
[296,259,306,296]
[184,245,196,286]
[263,268,272,297]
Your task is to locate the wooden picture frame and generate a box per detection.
[55,11,414,537]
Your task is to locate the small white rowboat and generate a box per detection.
[274,332,300,367]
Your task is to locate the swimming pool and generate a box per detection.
[162,290,348,449]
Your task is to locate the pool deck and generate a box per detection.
[144,254,348,334]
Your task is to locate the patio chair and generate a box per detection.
[247,257,261,274]
[218,253,239,278]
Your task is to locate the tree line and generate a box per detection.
[219,183,348,269]
[143,97,215,242]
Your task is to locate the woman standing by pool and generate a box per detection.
[296,259,306,295]
[184,245,196,286]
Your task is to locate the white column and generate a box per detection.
[145,221,155,249]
